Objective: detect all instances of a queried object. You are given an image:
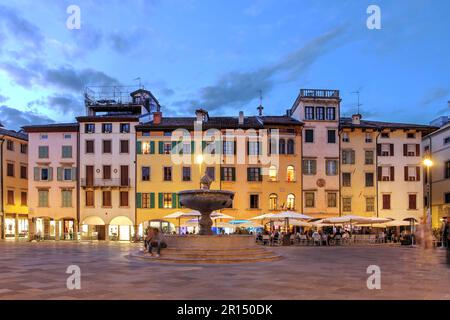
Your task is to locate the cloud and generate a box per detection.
[0,105,54,130]
[108,27,153,54]
[0,61,39,88]
[47,93,83,114]
[171,26,348,113]
[420,87,450,106]
[0,94,9,103]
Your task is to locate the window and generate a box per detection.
[6,140,14,151]
[408,194,417,210]
[120,191,129,207]
[163,167,172,181]
[381,132,390,138]
[305,106,314,120]
[365,150,374,165]
[63,134,72,139]
[85,140,94,153]
[405,166,419,181]
[379,143,393,156]
[286,194,295,210]
[343,198,351,212]
[41,168,49,181]
[303,159,316,175]
[120,140,129,153]
[20,166,27,179]
[286,165,295,182]
[221,167,235,181]
[269,194,278,210]
[7,190,14,205]
[40,133,48,140]
[315,107,325,120]
[445,193,450,204]
[379,166,394,181]
[342,132,349,143]
[21,192,27,206]
[142,167,150,181]
[120,123,130,133]
[250,194,259,209]
[102,123,112,133]
[103,165,111,179]
[327,130,336,143]
[327,193,337,208]
[85,191,94,207]
[404,144,419,157]
[142,141,151,154]
[326,107,336,120]
[287,139,295,154]
[279,139,286,154]
[7,163,14,177]
[62,146,72,158]
[163,142,171,154]
[446,161,450,179]
[382,194,391,210]
[163,193,172,208]
[182,142,191,154]
[342,172,351,187]
[20,143,27,154]
[407,132,415,139]
[61,190,72,207]
[365,172,374,187]
[63,168,73,181]
[248,141,259,155]
[365,133,372,143]
[325,160,338,176]
[85,123,95,133]
[247,167,262,181]
[305,192,315,208]
[163,131,172,137]
[142,193,150,208]
[102,191,112,207]
[102,140,112,154]
[182,167,191,181]
[38,190,49,207]
[268,165,277,181]
[223,141,235,155]
[305,130,314,143]
[444,137,450,145]
[206,167,215,180]
[342,150,355,164]
[38,146,49,158]
[366,197,375,212]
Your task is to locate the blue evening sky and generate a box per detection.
[0,0,449,130]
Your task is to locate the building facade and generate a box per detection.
[23,124,79,240]
[0,126,28,240]
[422,114,450,228]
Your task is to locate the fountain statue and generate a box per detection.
[178,171,234,235]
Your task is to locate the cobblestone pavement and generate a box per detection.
[0,241,449,300]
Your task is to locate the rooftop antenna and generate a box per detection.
[351,89,363,114]
[134,77,142,89]
[257,90,264,116]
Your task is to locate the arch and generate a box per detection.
[286,165,295,182]
[82,216,105,226]
[287,139,295,154]
[269,193,278,211]
[286,193,295,210]
[109,216,133,226]
[268,165,278,181]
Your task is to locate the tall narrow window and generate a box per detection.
[250,194,259,209]
[305,106,314,120]
[315,107,325,120]
[326,107,336,120]
[102,140,112,154]
[286,165,295,182]
[86,191,94,207]
[163,167,172,181]
[327,130,336,143]
[163,193,172,208]
[62,146,72,158]
[120,191,129,207]
[343,198,352,212]
[102,191,112,207]
[102,123,112,133]
[342,172,351,187]
[286,194,295,210]
[327,192,337,208]
[120,140,129,153]
[287,139,295,154]
[142,167,150,181]
[305,192,315,208]
[268,165,277,181]
[382,194,391,210]
[85,140,94,154]
[325,160,338,175]
[408,194,417,210]
[182,167,191,181]
[269,194,278,210]
[305,130,314,143]
[366,197,375,212]
[279,139,286,154]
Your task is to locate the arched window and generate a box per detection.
[286,194,295,210]
[286,165,295,182]
[269,194,278,210]
[268,165,277,182]
[287,139,295,154]
[279,139,286,154]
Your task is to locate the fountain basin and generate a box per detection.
[178,190,234,212]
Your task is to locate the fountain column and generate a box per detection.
[199,211,213,235]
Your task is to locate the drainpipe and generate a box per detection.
[375,130,381,218]
[0,136,4,239]
[76,129,80,238]
[300,128,304,215]
[338,129,342,217]
[134,128,138,241]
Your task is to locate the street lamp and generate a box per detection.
[423,158,434,244]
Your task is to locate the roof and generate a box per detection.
[0,127,28,141]
[22,123,79,133]
[76,115,140,122]
[136,115,303,131]
[339,117,438,133]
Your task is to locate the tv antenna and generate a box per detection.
[257,90,264,116]
[351,89,363,114]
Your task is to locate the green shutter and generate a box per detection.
[136,141,142,154]
[136,193,142,208]
[57,167,63,181]
[172,193,177,208]
[158,192,164,208]
[34,167,40,181]
[202,141,206,152]
[150,193,155,208]
[232,168,236,181]
[150,141,155,154]
[158,141,164,154]
[191,141,195,154]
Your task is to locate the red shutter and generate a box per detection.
[404,166,408,181]
[390,144,394,156]
[403,144,408,156]
[390,166,395,181]
[377,166,382,181]
[416,144,420,156]
[416,166,420,181]
[377,144,381,156]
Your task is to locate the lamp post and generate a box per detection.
[423,158,435,246]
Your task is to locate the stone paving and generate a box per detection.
[0,241,449,300]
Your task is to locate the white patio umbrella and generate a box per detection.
[370,220,411,228]
[355,217,393,227]
[271,220,312,227]
[265,211,313,232]
[250,213,275,220]
[211,213,235,220]
[164,211,202,234]
[322,215,373,224]
[237,221,263,229]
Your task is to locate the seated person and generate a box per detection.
[147,228,167,257]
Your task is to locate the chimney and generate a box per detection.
[351,113,362,125]
[195,109,209,123]
[153,108,162,125]
[238,111,244,125]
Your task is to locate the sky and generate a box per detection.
[0,0,449,130]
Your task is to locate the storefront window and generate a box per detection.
[5,218,15,238]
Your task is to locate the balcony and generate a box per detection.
[300,89,340,99]
[81,178,130,188]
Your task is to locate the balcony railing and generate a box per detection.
[300,89,340,99]
[80,178,130,188]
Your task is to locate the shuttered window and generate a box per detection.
[38,146,49,158]
[408,194,417,210]
[86,191,94,207]
[120,191,129,207]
